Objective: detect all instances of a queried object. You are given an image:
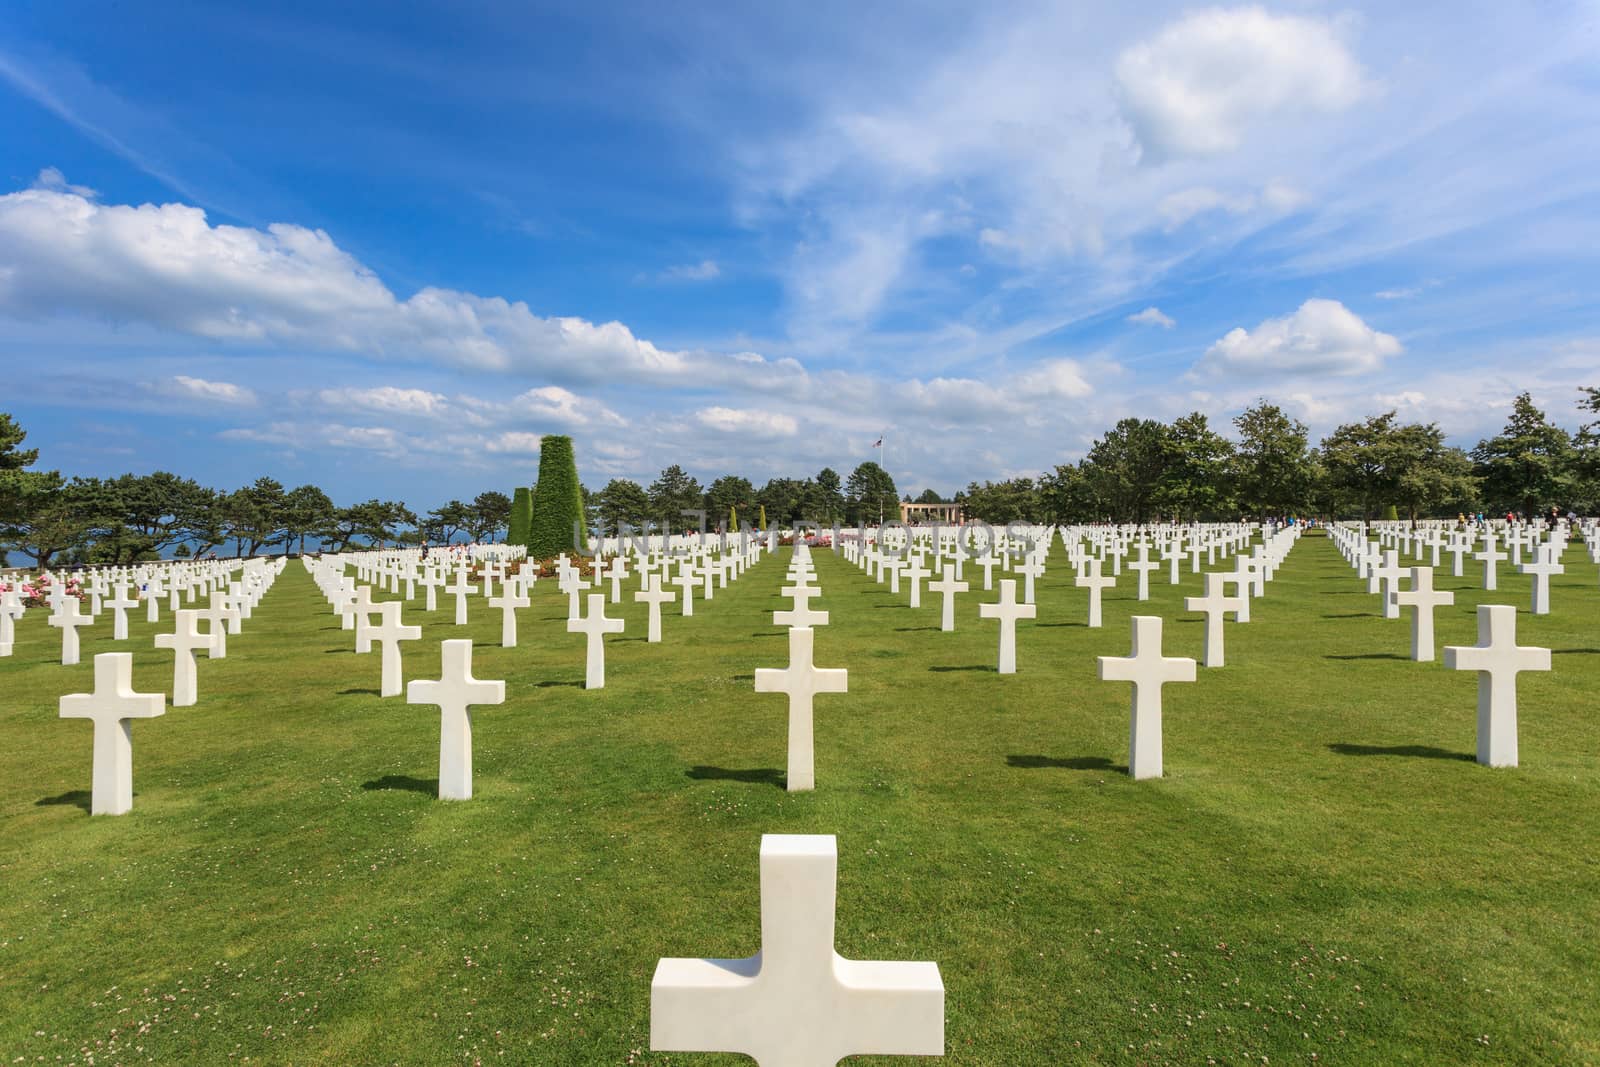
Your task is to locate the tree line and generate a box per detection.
[4,389,1596,566]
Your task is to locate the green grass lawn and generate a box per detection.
[2,533,1597,1065]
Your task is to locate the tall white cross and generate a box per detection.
[1373,550,1406,620]
[406,639,505,800]
[201,596,239,659]
[59,652,166,815]
[1390,567,1454,662]
[446,568,477,626]
[1443,604,1551,768]
[605,555,629,603]
[754,627,848,792]
[1074,559,1115,629]
[1183,572,1243,668]
[49,595,93,665]
[154,608,214,706]
[672,565,698,617]
[568,593,625,688]
[418,569,445,612]
[1518,543,1564,616]
[1097,615,1197,780]
[903,556,930,608]
[774,583,829,629]
[927,564,968,632]
[1475,534,1507,591]
[487,587,530,648]
[634,573,676,643]
[350,586,380,652]
[106,582,139,641]
[1127,545,1159,602]
[1014,555,1045,605]
[651,834,943,1066]
[978,579,1036,674]
[370,600,423,698]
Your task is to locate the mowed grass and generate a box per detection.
[1,532,1598,1065]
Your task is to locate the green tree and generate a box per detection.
[595,479,649,535]
[529,436,586,557]
[1318,412,1403,520]
[844,462,897,525]
[4,478,97,568]
[1082,418,1170,523]
[648,465,704,530]
[468,490,512,542]
[756,477,807,527]
[914,488,944,505]
[814,468,845,525]
[0,413,62,565]
[1470,393,1575,516]
[1157,412,1235,521]
[424,499,473,544]
[507,486,533,547]
[283,484,335,554]
[1038,463,1098,523]
[1232,401,1315,518]
[705,475,756,529]
[225,477,288,556]
[959,478,1039,524]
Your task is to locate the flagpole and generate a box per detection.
[878,431,885,527]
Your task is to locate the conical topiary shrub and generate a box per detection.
[1383,504,1399,522]
[508,486,533,548]
[529,436,585,559]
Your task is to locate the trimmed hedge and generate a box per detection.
[529,435,585,558]
[508,486,533,548]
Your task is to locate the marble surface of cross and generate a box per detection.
[487,586,530,648]
[1518,544,1564,616]
[651,834,943,1066]
[59,652,166,815]
[903,556,930,608]
[672,565,698,617]
[568,593,625,688]
[775,581,829,628]
[154,608,214,706]
[1074,559,1115,629]
[447,568,478,626]
[978,579,1036,674]
[371,600,423,697]
[1475,534,1507,591]
[1443,604,1551,767]
[351,586,380,652]
[1014,555,1045,605]
[106,583,139,641]
[406,639,505,800]
[49,595,93,665]
[605,555,629,603]
[1390,566,1454,661]
[1098,615,1196,780]
[1373,550,1406,619]
[1127,545,1159,601]
[634,573,676,643]
[927,564,968,632]
[754,627,848,791]
[1183,572,1243,668]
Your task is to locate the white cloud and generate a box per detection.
[659,259,721,282]
[1126,306,1175,329]
[484,431,544,454]
[694,406,799,436]
[1116,7,1369,160]
[33,166,96,198]
[512,385,626,427]
[163,374,256,405]
[317,385,447,416]
[1374,287,1420,300]
[1196,298,1402,378]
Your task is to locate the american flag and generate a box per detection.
[872,436,883,448]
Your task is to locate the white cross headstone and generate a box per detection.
[487,587,530,648]
[1390,567,1454,662]
[1518,544,1564,616]
[754,627,848,792]
[49,595,93,665]
[927,564,968,632]
[1097,615,1196,780]
[978,579,1036,674]
[446,568,477,626]
[634,573,676,643]
[568,593,624,689]
[406,639,505,800]
[1475,534,1507,592]
[774,583,829,629]
[106,583,138,641]
[1183,572,1243,668]
[58,652,166,815]
[651,834,943,1066]
[1074,559,1114,629]
[1443,604,1551,768]
[371,600,423,698]
[154,608,213,707]
[1127,545,1159,602]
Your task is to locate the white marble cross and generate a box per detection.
[568,592,624,688]
[406,639,505,800]
[928,564,968,632]
[59,652,166,816]
[1518,543,1564,616]
[1443,604,1551,768]
[1373,550,1406,620]
[351,586,379,652]
[775,583,829,628]
[978,579,1036,674]
[370,600,423,697]
[672,565,698,617]
[154,608,213,706]
[605,555,629,603]
[903,556,930,608]
[49,595,93,665]
[1183,572,1243,668]
[106,582,139,641]
[1390,567,1454,662]
[634,573,676,643]
[754,627,848,792]
[487,587,530,648]
[446,568,477,626]
[1127,545,1159,602]
[1097,615,1196,780]
[202,597,239,659]
[1475,534,1507,592]
[651,834,943,1066]
[1014,555,1045,605]
[1074,558,1114,629]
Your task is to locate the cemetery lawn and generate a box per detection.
[3,534,1599,1066]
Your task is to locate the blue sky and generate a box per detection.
[2,1,1598,507]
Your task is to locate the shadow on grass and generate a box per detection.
[35,790,92,812]
[730,673,754,682]
[686,766,785,789]
[1327,743,1472,762]
[1035,621,1085,628]
[536,679,584,689]
[1008,754,1125,773]
[1323,613,1375,619]
[895,626,940,632]
[339,686,380,695]
[361,775,438,795]
[1324,653,1409,661]
[750,631,786,638]
[930,664,993,673]
[1553,648,1600,655]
